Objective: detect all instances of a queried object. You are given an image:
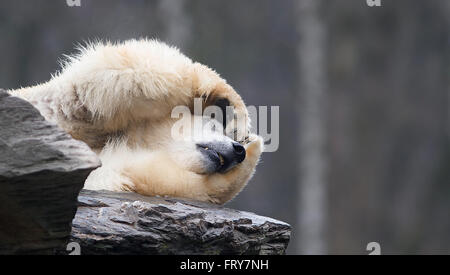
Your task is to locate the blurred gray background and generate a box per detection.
[1,0,450,254]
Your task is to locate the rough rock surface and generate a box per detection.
[72,190,291,255]
[0,90,101,254]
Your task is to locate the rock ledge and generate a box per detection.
[71,190,291,255]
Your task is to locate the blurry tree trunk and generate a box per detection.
[157,0,192,49]
[295,0,328,255]
[447,1,450,141]
[325,0,450,253]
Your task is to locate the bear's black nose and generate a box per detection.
[197,141,246,173]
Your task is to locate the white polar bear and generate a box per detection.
[8,39,263,204]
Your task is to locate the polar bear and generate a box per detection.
[8,39,263,204]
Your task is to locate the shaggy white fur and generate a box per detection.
[9,39,263,204]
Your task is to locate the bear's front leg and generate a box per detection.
[193,63,251,144]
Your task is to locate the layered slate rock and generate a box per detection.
[72,190,291,255]
[0,90,101,254]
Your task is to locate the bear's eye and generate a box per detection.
[212,98,233,129]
